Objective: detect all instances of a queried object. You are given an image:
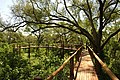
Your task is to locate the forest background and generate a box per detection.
[0,0,120,79]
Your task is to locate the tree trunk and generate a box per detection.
[92,43,105,79]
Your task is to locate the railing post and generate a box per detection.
[12,44,16,53]
[75,52,79,62]
[18,44,21,56]
[46,44,49,55]
[75,48,82,62]
[62,43,64,58]
[28,43,30,59]
[70,52,74,80]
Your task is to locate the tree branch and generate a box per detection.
[63,0,78,25]
[31,24,82,35]
[98,0,102,4]
[103,0,119,27]
[86,0,97,35]
[103,0,106,5]
[2,21,26,32]
[101,28,120,49]
[103,0,118,12]
[50,14,76,25]
[72,4,90,20]
[30,0,38,21]
[98,2,104,32]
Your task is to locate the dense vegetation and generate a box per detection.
[0,40,69,79]
[0,31,81,80]
[0,30,119,79]
[0,0,120,79]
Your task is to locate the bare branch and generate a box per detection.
[33,0,42,10]
[101,28,120,49]
[50,14,76,25]
[2,21,26,32]
[0,22,6,28]
[98,2,104,32]
[86,0,97,35]
[30,0,38,21]
[63,0,78,25]
[97,0,102,4]
[31,24,82,35]
[72,4,90,20]
[104,0,118,12]
[103,0,119,27]
[14,23,26,32]
[103,0,106,5]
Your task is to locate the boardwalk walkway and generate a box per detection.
[74,50,98,80]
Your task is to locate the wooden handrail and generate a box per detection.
[88,47,119,80]
[15,46,77,50]
[46,46,83,80]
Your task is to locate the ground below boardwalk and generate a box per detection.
[74,50,98,80]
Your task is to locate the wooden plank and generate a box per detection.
[74,50,98,80]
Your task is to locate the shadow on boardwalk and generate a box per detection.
[74,50,98,80]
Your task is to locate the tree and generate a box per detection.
[25,34,37,43]
[0,15,6,31]
[2,0,120,77]
[24,24,44,46]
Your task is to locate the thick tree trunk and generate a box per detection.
[92,43,105,79]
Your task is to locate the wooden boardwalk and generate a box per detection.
[74,50,98,80]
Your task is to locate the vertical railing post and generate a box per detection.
[28,43,30,59]
[46,44,49,55]
[75,49,81,62]
[17,43,19,54]
[60,43,64,59]
[48,44,49,53]
[12,44,15,53]
[62,41,64,58]
[18,44,21,56]
[75,53,79,62]
[70,52,74,80]
[75,45,81,62]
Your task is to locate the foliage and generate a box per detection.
[104,35,120,78]
[0,43,30,79]
[0,0,120,79]
[0,43,70,79]
[32,48,70,79]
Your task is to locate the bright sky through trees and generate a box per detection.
[0,0,14,21]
